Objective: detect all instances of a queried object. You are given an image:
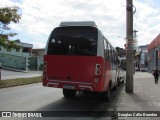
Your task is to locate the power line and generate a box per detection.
[20,0,91,27]
[12,0,91,45]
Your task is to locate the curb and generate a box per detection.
[0,81,42,89]
[1,66,28,73]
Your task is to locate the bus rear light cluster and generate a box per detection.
[95,64,101,76]
[96,64,101,69]
[95,70,101,75]
[93,78,99,87]
[44,61,47,72]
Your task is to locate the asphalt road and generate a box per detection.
[1,69,42,80]
[0,82,124,120]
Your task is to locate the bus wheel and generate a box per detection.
[83,91,91,95]
[117,78,120,87]
[121,78,125,84]
[63,89,76,98]
[102,84,111,101]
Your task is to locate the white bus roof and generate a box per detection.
[59,21,97,27]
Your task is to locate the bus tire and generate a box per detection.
[83,91,91,95]
[102,84,111,102]
[121,78,125,84]
[113,83,118,91]
[63,89,76,98]
[117,77,120,87]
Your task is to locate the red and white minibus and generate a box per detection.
[43,21,119,101]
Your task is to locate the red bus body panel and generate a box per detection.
[43,55,111,92]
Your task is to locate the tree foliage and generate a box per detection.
[0,6,21,49]
[115,47,126,57]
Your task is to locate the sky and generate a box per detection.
[0,0,159,49]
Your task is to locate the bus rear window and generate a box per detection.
[47,26,98,56]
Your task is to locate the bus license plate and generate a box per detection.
[63,85,74,89]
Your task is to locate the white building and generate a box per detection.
[0,41,33,70]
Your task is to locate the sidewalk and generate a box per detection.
[1,65,28,72]
[1,69,42,80]
[116,72,160,120]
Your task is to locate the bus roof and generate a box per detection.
[59,21,97,27]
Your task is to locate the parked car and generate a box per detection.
[140,67,148,72]
[135,67,140,71]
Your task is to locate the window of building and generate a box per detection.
[7,48,11,52]
[23,47,31,53]
[16,48,20,52]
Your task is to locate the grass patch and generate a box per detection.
[0,76,42,88]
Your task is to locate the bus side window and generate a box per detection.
[110,47,113,62]
[105,42,109,60]
[113,50,116,64]
[114,51,116,64]
[103,39,107,60]
[116,53,119,65]
[107,43,110,60]
[112,48,115,63]
[110,47,113,61]
[109,45,112,61]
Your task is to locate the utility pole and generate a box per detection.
[125,0,134,93]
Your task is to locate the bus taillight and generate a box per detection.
[95,64,101,76]
[44,61,47,72]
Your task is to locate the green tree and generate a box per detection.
[0,6,21,49]
[115,47,126,57]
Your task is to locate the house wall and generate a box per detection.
[135,45,148,71]
[0,46,31,57]
[148,47,160,71]
[37,50,44,69]
[148,34,160,72]
[0,53,26,70]
[140,51,148,71]
[29,57,38,70]
[0,43,32,70]
[32,49,45,70]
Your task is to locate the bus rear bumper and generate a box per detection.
[44,80,93,91]
[43,73,105,92]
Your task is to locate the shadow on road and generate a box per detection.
[34,84,124,117]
